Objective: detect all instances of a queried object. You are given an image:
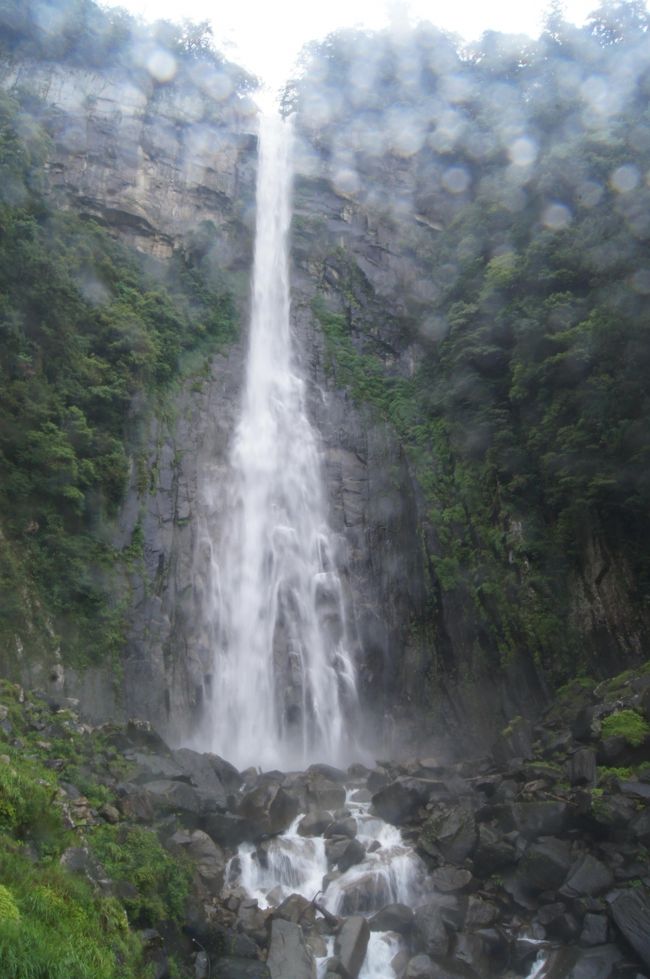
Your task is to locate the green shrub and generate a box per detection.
[601,710,650,747]
[90,825,191,926]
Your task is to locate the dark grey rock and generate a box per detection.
[369,903,414,934]
[335,915,370,979]
[512,801,570,840]
[541,944,623,979]
[607,886,650,968]
[431,866,473,893]
[414,901,450,957]
[327,837,366,873]
[307,763,347,783]
[472,823,517,875]
[371,777,448,825]
[580,913,608,947]
[271,894,315,927]
[298,811,333,837]
[568,748,597,787]
[517,837,572,892]
[166,828,225,894]
[213,958,271,979]
[418,804,477,865]
[203,811,252,848]
[142,778,203,815]
[561,854,614,897]
[267,918,316,979]
[492,716,533,766]
[325,818,357,840]
[238,783,299,839]
[465,896,498,928]
[404,955,436,978]
[307,778,346,812]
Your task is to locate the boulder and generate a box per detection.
[203,811,252,848]
[404,955,436,978]
[238,783,299,839]
[418,804,477,865]
[306,777,346,812]
[298,811,333,837]
[579,913,609,947]
[512,801,570,840]
[607,886,650,968]
[541,945,623,979]
[561,855,614,897]
[567,748,597,787]
[333,872,393,915]
[414,901,450,957]
[271,893,315,927]
[141,779,204,816]
[372,778,448,825]
[326,837,365,873]
[334,915,370,979]
[267,918,316,979]
[369,903,415,934]
[213,958,271,979]
[325,818,357,840]
[516,837,572,893]
[472,823,516,875]
[307,763,347,783]
[431,867,473,893]
[492,716,534,766]
[166,829,225,894]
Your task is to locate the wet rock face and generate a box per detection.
[0,60,257,259]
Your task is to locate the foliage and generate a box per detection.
[90,825,192,927]
[601,709,650,746]
[0,844,144,979]
[0,88,238,665]
[0,0,256,92]
[303,5,650,686]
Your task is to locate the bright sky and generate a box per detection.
[106,0,605,91]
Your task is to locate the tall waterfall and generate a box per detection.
[196,114,359,771]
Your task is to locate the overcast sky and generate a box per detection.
[104,0,622,91]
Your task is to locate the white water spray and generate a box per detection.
[196,114,358,770]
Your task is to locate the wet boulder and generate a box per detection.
[166,828,225,895]
[369,903,415,934]
[298,811,332,837]
[238,783,299,839]
[607,886,650,969]
[214,958,272,979]
[561,854,614,898]
[267,918,316,979]
[418,804,477,865]
[307,777,346,812]
[371,777,448,825]
[326,837,365,873]
[335,915,370,979]
[516,837,573,893]
[414,901,450,957]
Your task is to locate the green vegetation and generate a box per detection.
[0,682,195,977]
[302,4,650,686]
[601,709,650,747]
[0,80,238,666]
[90,825,192,927]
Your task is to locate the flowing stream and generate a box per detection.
[197,113,358,771]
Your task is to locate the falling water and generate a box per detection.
[196,114,358,771]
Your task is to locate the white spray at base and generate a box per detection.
[227,788,551,979]
[195,113,359,771]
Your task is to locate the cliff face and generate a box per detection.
[0,55,256,738]
[3,42,648,756]
[286,120,650,752]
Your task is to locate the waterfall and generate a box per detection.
[195,113,359,771]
